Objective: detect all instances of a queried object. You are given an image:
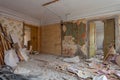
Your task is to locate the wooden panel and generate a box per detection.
[24,24,40,51]
[38,27,41,52]
[31,26,38,51]
[41,23,61,55]
[89,22,96,57]
[103,19,115,57]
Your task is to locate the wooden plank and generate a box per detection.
[0,24,12,43]
[0,41,4,65]
[12,43,24,61]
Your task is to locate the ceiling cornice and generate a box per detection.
[0,6,40,26]
[68,4,120,21]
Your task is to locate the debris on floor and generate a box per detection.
[116,55,120,67]
[67,65,94,79]
[0,65,29,80]
[11,52,120,80]
[93,75,108,80]
[19,48,29,61]
[63,56,80,63]
[14,54,78,80]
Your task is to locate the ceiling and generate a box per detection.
[0,0,120,25]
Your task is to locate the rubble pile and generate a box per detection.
[13,52,120,80]
[64,51,120,80]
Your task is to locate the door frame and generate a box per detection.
[86,15,119,58]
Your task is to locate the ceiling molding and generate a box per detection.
[40,4,120,25]
[0,6,40,26]
[68,4,120,21]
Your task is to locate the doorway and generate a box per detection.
[88,18,116,58]
[95,21,104,54]
[24,26,31,49]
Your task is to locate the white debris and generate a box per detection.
[67,66,93,78]
[93,75,108,80]
[63,56,80,63]
[14,67,30,75]
[115,71,120,78]
[20,48,29,61]
[115,55,120,67]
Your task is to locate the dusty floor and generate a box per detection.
[14,54,78,80]
[14,51,120,80]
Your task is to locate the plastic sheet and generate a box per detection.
[4,49,19,67]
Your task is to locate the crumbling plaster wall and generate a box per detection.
[0,16,41,51]
[62,19,87,57]
[0,16,24,45]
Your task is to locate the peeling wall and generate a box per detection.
[0,16,40,51]
[62,19,87,57]
[0,16,23,47]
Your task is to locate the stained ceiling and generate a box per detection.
[0,0,120,25]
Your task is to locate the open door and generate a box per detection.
[88,22,96,57]
[103,18,115,58]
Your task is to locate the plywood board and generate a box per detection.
[41,23,61,55]
[24,24,40,51]
[103,19,115,57]
[89,22,96,57]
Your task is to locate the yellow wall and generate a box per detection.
[41,23,61,55]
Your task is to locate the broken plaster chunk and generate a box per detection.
[14,67,30,75]
[63,56,80,63]
[67,66,93,79]
[93,75,108,80]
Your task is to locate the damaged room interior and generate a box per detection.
[0,0,120,80]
